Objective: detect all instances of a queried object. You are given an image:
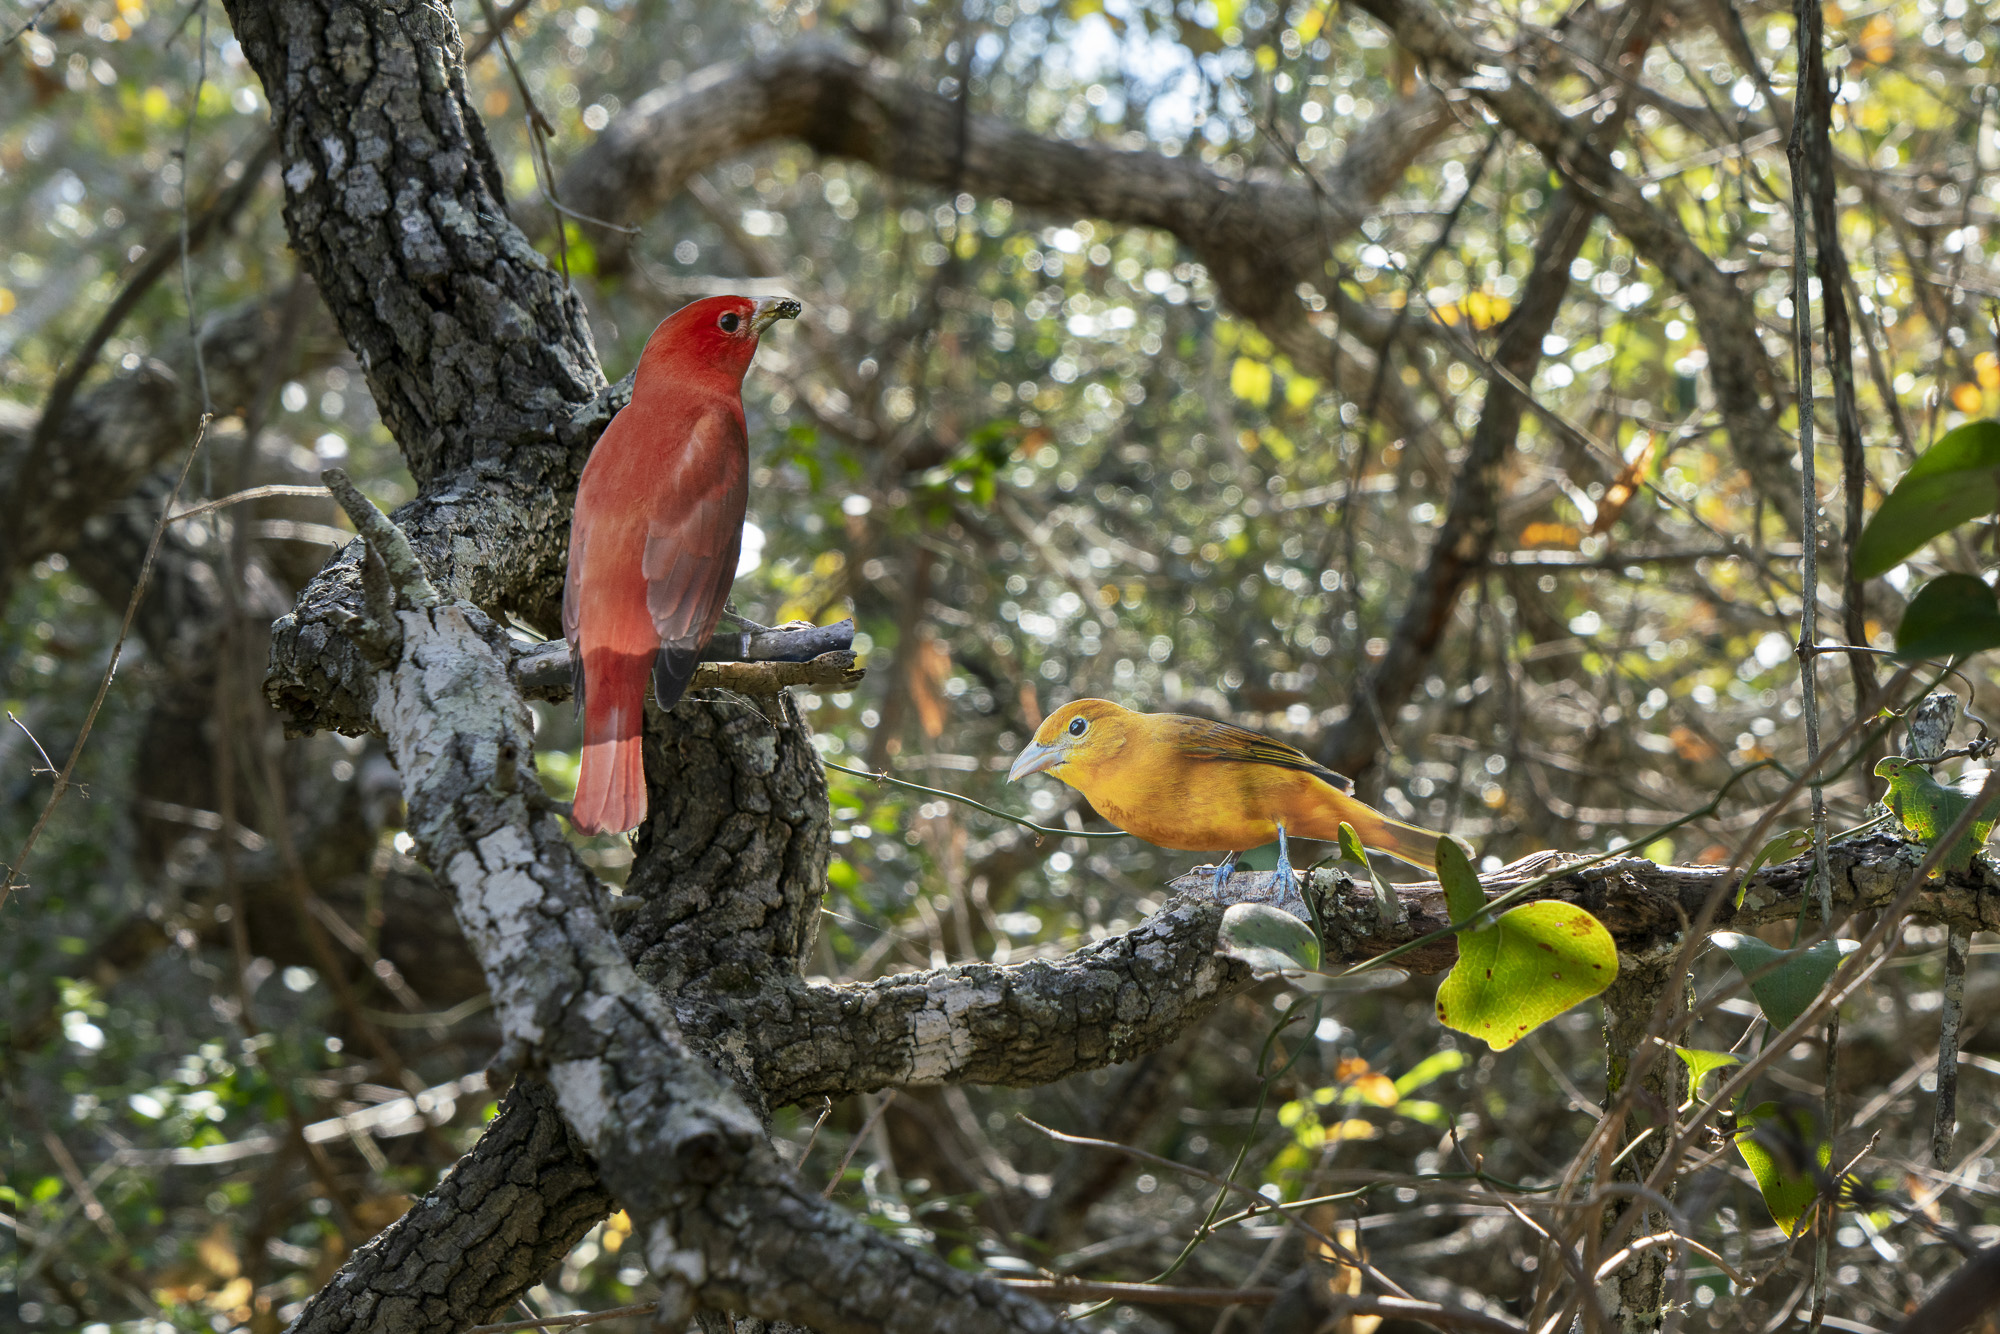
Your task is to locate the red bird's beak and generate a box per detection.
[750,296,802,335]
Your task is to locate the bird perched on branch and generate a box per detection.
[1008,699,1442,889]
[564,294,801,835]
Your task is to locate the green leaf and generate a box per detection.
[1894,574,2000,661]
[1435,832,1485,926]
[1735,827,1816,909]
[1338,821,1399,928]
[1673,1045,1743,1092]
[1435,901,1620,1051]
[1852,419,2000,578]
[1734,1101,1831,1236]
[1218,902,1321,973]
[1709,932,1861,1031]
[1875,756,2000,874]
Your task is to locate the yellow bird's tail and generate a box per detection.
[1323,795,1444,872]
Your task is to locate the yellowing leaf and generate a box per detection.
[1230,357,1274,406]
[1435,901,1619,1051]
[1462,290,1513,329]
[1977,352,2000,390]
[1520,522,1580,548]
[1858,12,1894,61]
[1952,383,1984,414]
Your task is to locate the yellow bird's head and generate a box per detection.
[1007,698,1136,786]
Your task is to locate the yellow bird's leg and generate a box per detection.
[1210,852,1239,894]
[1274,825,1295,894]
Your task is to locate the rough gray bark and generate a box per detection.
[293,1076,614,1334]
[224,0,610,737]
[359,588,1061,1334]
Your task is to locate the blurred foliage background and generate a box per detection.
[5,0,2000,1328]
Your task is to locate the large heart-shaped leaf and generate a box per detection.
[1435,901,1619,1051]
[1710,932,1860,1031]
[1734,1101,1831,1236]
[1893,574,2000,662]
[1852,419,2000,579]
[1218,902,1320,973]
[1876,756,2000,874]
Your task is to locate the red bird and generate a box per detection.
[564,294,800,834]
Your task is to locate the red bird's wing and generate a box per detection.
[642,408,749,709]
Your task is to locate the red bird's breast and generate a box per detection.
[561,294,797,834]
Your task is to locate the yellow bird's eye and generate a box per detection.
[1067,716,1088,738]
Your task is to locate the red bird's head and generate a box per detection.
[638,294,801,388]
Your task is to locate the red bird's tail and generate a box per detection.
[571,649,651,835]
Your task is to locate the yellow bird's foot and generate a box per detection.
[1210,852,1239,894]
[1274,826,1296,895]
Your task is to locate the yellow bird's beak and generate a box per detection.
[1007,738,1067,783]
[750,296,802,334]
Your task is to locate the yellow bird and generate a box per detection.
[1007,698,1442,889]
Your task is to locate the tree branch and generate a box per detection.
[1347,0,1802,534]
[561,41,1451,443]
[364,590,1060,1332]
[742,832,1997,1106]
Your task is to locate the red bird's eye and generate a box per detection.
[718,312,741,333]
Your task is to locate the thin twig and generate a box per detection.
[2,0,61,47]
[822,759,1127,841]
[1019,1116,1354,1260]
[177,0,213,417]
[999,1278,1285,1308]
[2,419,212,909]
[165,483,332,526]
[1787,0,1833,936]
[7,712,57,777]
[822,1090,896,1197]
[466,1300,657,1334]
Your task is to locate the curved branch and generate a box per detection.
[750,897,1252,1107]
[752,832,1998,1105]
[561,42,1452,440]
[286,1077,613,1334]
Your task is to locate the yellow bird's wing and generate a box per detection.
[1164,717,1355,792]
